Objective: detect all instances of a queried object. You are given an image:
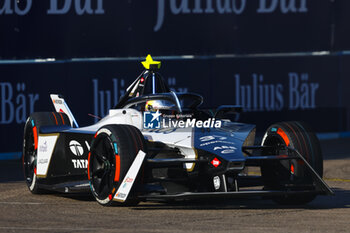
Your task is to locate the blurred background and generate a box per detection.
[1,0,350,159]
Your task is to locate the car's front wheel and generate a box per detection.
[88,124,146,206]
[23,112,70,194]
[261,121,323,205]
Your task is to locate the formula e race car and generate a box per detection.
[22,55,333,206]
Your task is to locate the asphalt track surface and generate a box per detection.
[0,139,349,233]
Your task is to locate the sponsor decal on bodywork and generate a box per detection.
[72,159,88,169]
[39,140,48,153]
[36,134,59,177]
[69,140,84,156]
[211,158,221,168]
[114,150,146,202]
[199,135,236,147]
[213,145,237,154]
[38,158,48,164]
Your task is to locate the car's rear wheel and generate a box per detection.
[23,112,71,194]
[261,121,323,205]
[88,124,146,206]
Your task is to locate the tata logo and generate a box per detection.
[72,159,88,168]
[69,140,84,156]
[143,110,161,129]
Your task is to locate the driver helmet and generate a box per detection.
[145,100,175,111]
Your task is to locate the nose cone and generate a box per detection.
[194,122,256,161]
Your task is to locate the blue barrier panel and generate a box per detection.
[339,54,350,130]
[334,0,350,50]
[0,152,22,160]
[0,0,332,59]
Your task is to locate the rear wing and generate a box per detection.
[50,94,79,128]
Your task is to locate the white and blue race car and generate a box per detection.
[22,55,333,206]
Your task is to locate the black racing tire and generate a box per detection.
[261,121,323,205]
[88,124,147,206]
[22,112,71,194]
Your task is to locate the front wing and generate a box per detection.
[136,145,333,201]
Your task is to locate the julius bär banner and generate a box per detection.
[0,0,332,59]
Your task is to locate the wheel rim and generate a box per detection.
[23,124,36,186]
[90,134,116,199]
[262,134,295,186]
